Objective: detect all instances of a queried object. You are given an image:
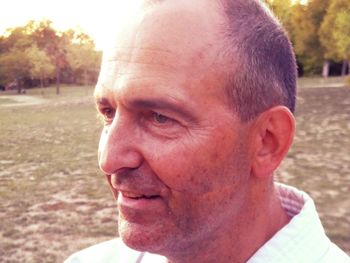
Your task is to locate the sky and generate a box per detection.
[0,0,140,50]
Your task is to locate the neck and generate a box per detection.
[167,180,290,263]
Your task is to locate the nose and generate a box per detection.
[98,113,143,175]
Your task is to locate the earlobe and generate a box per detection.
[251,106,295,178]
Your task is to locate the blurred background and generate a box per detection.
[0,0,349,262]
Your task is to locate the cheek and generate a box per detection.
[145,134,248,194]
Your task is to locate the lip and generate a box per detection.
[117,192,167,224]
[118,191,163,209]
[121,191,160,199]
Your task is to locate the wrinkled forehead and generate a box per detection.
[95,0,228,102]
[100,0,225,70]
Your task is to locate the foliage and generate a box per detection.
[0,25,33,88]
[320,0,350,61]
[265,0,350,76]
[31,20,70,94]
[289,0,329,75]
[0,20,101,89]
[264,0,293,33]
[0,47,31,87]
[25,44,55,87]
[65,30,102,85]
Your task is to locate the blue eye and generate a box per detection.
[153,112,170,124]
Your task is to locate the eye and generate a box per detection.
[140,111,184,138]
[152,112,170,124]
[100,107,115,123]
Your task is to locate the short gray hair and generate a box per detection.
[219,0,297,122]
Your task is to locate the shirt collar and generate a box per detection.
[247,183,330,263]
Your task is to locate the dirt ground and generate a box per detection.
[0,85,349,262]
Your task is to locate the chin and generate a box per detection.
[118,219,170,254]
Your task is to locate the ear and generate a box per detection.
[250,106,295,178]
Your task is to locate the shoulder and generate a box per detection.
[64,238,143,263]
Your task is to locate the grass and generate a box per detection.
[297,75,349,88]
[0,98,18,105]
[0,81,349,262]
[0,86,108,202]
[1,85,93,98]
[0,85,117,262]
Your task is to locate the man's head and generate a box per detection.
[95,0,296,261]
[220,0,297,121]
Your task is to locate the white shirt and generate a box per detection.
[65,183,350,263]
[247,183,350,263]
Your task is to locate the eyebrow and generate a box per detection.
[131,98,193,117]
[95,97,111,107]
[95,96,196,122]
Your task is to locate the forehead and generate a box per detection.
[106,0,224,48]
[95,0,228,104]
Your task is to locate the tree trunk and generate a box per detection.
[56,66,60,95]
[341,60,348,76]
[16,78,21,94]
[40,72,44,89]
[84,69,88,87]
[322,60,330,78]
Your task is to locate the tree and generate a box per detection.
[334,9,350,74]
[320,0,350,75]
[319,1,342,60]
[32,20,68,94]
[264,0,293,34]
[1,26,34,51]
[0,47,31,93]
[0,25,32,90]
[65,30,101,86]
[25,44,55,88]
[319,0,350,74]
[289,0,329,75]
[0,20,100,89]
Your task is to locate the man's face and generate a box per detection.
[95,0,254,256]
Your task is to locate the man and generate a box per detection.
[65,0,350,262]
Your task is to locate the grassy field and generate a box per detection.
[0,86,117,263]
[0,80,349,262]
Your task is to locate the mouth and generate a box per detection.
[121,191,161,200]
[117,190,166,223]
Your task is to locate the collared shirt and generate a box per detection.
[65,183,350,263]
[247,183,350,262]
